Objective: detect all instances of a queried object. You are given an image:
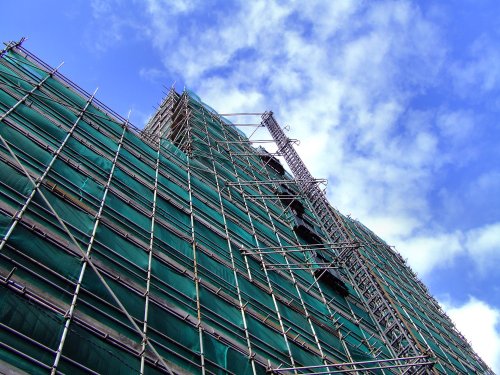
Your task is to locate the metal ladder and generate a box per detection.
[261,112,433,373]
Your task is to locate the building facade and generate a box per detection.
[0,40,493,374]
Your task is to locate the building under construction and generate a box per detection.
[0,39,493,374]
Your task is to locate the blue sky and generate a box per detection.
[3,0,500,370]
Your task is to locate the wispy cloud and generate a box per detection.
[465,222,500,268]
[436,109,476,144]
[395,220,500,277]
[139,67,168,83]
[85,0,149,52]
[450,35,500,96]
[396,231,464,276]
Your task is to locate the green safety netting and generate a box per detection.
[0,287,64,374]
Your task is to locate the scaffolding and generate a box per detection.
[0,39,494,375]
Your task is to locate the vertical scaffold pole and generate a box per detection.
[140,133,159,374]
[141,93,176,374]
[183,95,206,374]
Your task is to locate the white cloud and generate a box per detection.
[392,220,500,277]
[144,0,200,49]
[195,77,265,115]
[396,231,464,276]
[465,222,500,266]
[90,0,114,16]
[441,297,500,373]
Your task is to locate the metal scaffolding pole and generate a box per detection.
[270,355,434,374]
[184,96,207,374]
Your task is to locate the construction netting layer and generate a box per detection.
[0,40,493,375]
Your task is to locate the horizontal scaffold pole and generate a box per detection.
[270,355,431,373]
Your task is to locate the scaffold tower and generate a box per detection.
[0,39,494,375]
